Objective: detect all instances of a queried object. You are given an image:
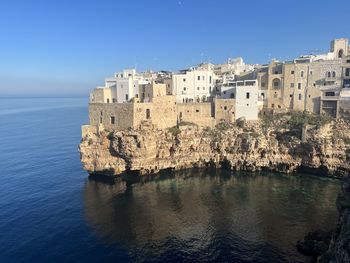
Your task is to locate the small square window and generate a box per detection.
[291,71,295,74]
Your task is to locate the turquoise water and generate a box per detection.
[0,97,341,262]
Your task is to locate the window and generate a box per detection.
[223,91,226,94]
[301,71,304,77]
[183,78,186,82]
[261,82,266,88]
[272,104,275,108]
[332,72,336,78]
[230,93,235,98]
[310,71,313,75]
[197,76,200,80]
[99,117,102,124]
[298,83,301,89]
[246,92,250,99]
[107,98,110,103]
[202,87,205,90]
[338,49,344,58]
[125,94,129,101]
[197,87,200,90]
[291,70,295,74]
[274,71,279,74]
[110,116,115,124]
[196,109,199,113]
[290,94,293,98]
[273,81,279,88]
[247,104,249,107]
[183,87,186,91]
[298,94,302,100]
[346,68,350,77]
[146,109,151,119]
[202,76,205,80]
[113,98,116,103]
[209,76,212,83]
[290,83,294,88]
[325,91,335,96]
[327,72,331,78]
[224,106,227,110]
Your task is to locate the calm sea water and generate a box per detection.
[0,97,341,263]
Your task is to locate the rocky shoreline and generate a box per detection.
[297,176,350,262]
[79,112,350,262]
[80,112,350,177]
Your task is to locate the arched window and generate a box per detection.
[338,49,344,58]
[327,72,331,78]
[332,71,336,78]
[272,78,281,89]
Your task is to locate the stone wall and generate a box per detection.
[133,96,177,129]
[339,100,350,118]
[89,103,134,130]
[177,102,214,127]
[215,98,235,122]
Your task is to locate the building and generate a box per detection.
[218,80,260,121]
[164,68,215,103]
[89,37,350,128]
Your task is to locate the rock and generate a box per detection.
[297,230,331,257]
[79,118,350,177]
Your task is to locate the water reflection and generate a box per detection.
[84,169,340,262]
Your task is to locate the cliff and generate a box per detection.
[79,112,350,177]
[297,176,350,262]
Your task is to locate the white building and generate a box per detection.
[165,68,216,103]
[104,69,152,103]
[219,80,259,121]
[214,57,255,75]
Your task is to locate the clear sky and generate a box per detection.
[0,0,349,96]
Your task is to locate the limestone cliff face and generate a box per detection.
[79,116,350,177]
[321,185,350,262]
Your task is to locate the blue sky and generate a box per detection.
[0,0,349,96]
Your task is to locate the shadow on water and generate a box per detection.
[84,169,341,263]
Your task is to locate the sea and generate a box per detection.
[0,97,341,263]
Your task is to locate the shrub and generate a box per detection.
[179,121,197,127]
[167,126,181,136]
[215,122,231,131]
